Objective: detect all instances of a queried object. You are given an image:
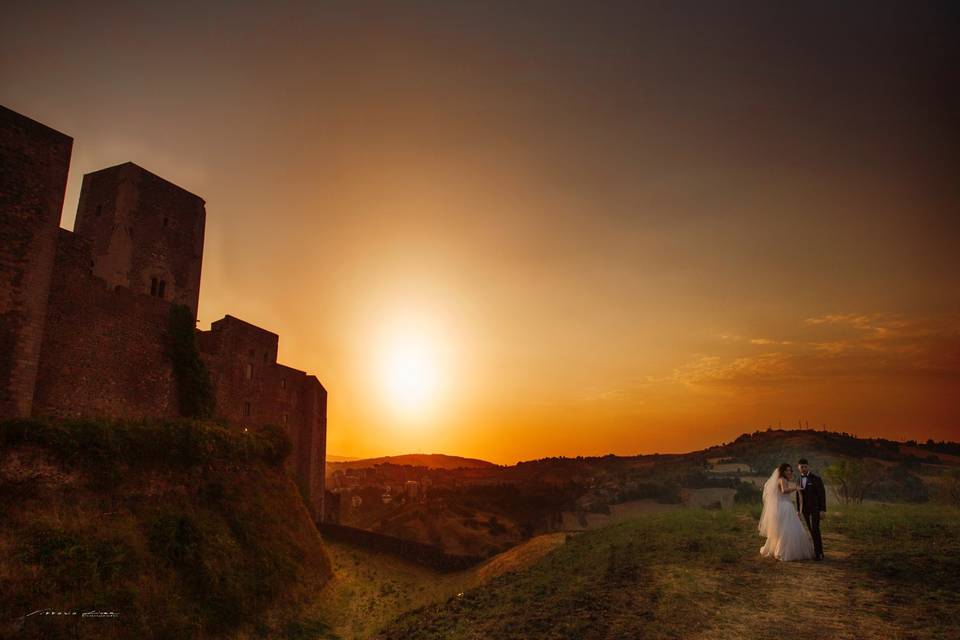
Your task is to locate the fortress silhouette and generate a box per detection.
[0,105,326,520]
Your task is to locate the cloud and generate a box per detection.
[805,313,876,328]
[674,352,796,386]
[674,312,960,389]
[804,312,913,337]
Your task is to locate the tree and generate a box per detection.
[823,460,875,505]
[938,469,960,508]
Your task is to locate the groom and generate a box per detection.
[796,458,826,560]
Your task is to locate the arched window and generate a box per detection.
[245,363,253,380]
[244,401,251,417]
[150,277,158,296]
[158,280,166,298]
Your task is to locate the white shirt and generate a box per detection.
[800,474,808,489]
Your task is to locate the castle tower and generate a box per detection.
[0,106,73,419]
[73,162,205,319]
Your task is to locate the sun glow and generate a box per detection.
[380,336,440,419]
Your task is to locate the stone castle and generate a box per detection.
[0,105,326,520]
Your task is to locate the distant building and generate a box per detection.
[405,480,419,499]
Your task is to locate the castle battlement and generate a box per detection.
[0,105,326,521]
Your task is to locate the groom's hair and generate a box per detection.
[798,458,809,465]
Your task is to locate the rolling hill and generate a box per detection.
[327,453,497,472]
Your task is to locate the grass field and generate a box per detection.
[368,504,959,640]
[304,533,568,639]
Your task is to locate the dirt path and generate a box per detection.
[689,516,910,640]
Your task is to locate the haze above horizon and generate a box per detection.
[3,1,957,465]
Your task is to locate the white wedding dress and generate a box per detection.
[758,468,816,561]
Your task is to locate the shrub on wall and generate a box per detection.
[164,303,216,419]
[0,417,293,470]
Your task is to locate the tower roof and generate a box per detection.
[84,161,205,204]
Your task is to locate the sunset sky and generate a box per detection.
[3,2,958,463]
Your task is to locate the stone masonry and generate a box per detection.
[0,106,326,520]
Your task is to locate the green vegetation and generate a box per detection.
[165,303,216,419]
[0,417,330,639]
[0,416,291,473]
[375,504,960,640]
[733,480,762,504]
[938,468,960,507]
[823,459,874,505]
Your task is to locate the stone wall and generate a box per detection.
[0,106,72,419]
[32,228,180,420]
[197,315,327,519]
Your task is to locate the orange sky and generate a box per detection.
[3,2,958,463]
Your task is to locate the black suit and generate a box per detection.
[796,472,826,558]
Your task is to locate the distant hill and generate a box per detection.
[697,428,960,473]
[328,453,497,471]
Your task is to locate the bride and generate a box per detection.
[758,462,816,561]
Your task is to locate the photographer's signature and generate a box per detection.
[22,609,119,619]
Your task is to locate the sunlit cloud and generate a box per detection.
[675,312,960,389]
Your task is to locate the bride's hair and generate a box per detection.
[777,462,791,477]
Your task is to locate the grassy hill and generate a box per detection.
[700,428,954,469]
[373,503,960,640]
[0,417,332,640]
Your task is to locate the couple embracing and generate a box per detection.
[758,458,826,561]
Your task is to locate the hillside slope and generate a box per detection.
[0,417,332,639]
[375,505,960,640]
[306,532,567,639]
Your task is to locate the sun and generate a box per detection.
[381,338,439,418]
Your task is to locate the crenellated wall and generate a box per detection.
[0,105,327,521]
